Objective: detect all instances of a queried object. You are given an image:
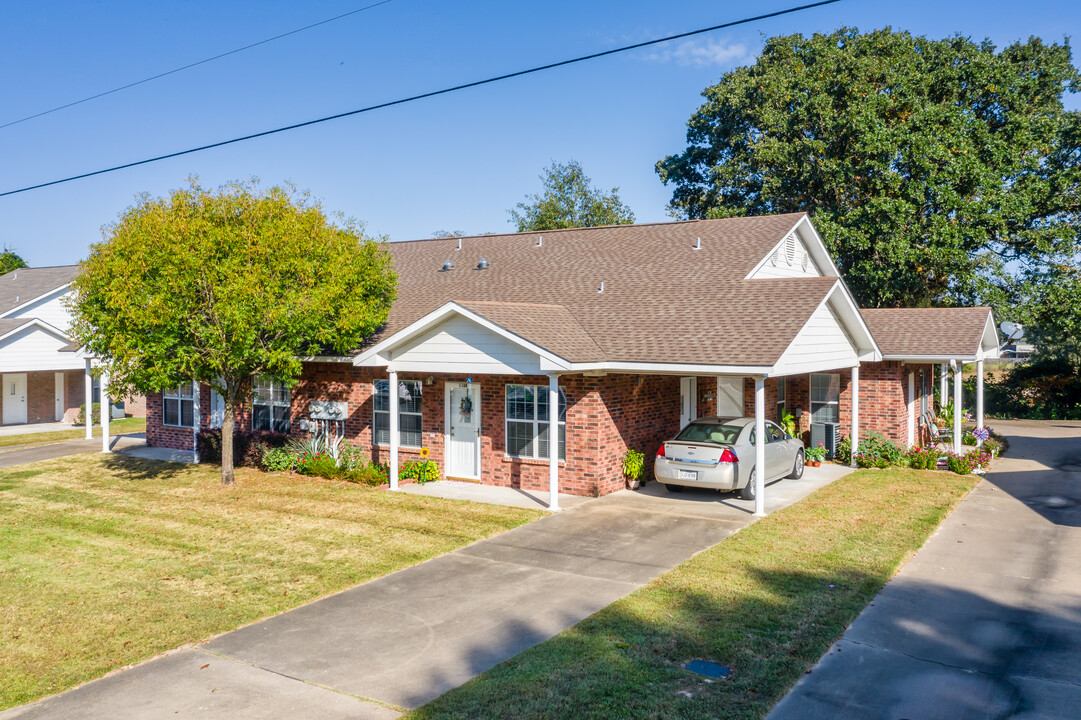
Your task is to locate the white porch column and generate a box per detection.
[84,359,93,439]
[907,370,915,448]
[548,374,560,512]
[940,363,948,411]
[100,370,110,453]
[754,376,766,517]
[976,359,985,436]
[192,380,201,464]
[388,369,399,491]
[952,360,962,454]
[850,365,860,468]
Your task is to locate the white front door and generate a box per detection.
[445,382,481,479]
[54,372,65,421]
[679,377,697,429]
[209,389,225,429]
[3,373,28,424]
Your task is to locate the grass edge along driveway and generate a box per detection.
[0,455,542,711]
[0,417,146,449]
[409,468,980,720]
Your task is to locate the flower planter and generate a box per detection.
[626,478,641,490]
[809,460,821,468]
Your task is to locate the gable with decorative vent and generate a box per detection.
[749,230,823,279]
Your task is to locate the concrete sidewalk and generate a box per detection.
[0,433,146,468]
[768,419,1081,720]
[3,462,852,719]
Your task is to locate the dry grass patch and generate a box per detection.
[0,455,541,710]
[411,468,979,720]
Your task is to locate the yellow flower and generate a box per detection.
[419,447,430,458]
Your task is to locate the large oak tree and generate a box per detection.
[70,180,396,484]
[657,28,1081,310]
[509,160,635,232]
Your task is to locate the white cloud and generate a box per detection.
[645,38,750,68]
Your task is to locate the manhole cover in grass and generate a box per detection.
[684,660,731,678]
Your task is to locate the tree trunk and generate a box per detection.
[221,401,235,486]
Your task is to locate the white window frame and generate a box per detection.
[810,373,840,425]
[374,379,422,448]
[252,377,291,432]
[776,377,786,421]
[505,383,566,461]
[163,385,194,428]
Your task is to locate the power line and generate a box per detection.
[0,0,397,131]
[0,0,841,199]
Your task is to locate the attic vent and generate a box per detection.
[15,295,19,303]
[441,260,454,272]
[785,234,798,265]
[801,253,810,271]
[477,257,490,270]
[770,249,779,267]
[598,282,605,294]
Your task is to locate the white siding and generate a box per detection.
[0,326,84,372]
[390,315,542,375]
[3,288,72,331]
[750,234,823,279]
[774,300,859,375]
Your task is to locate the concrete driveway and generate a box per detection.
[769,419,1081,720]
[2,462,852,719]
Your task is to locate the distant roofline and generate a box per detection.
[388,212,808,246]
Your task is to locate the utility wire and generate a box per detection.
[0,0,397,130]
[0,0,841,199]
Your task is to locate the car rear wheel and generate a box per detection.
[662,483,684,493]
[788,450,805,479]
[739,469,757,501]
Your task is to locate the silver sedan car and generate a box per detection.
[653,416,805,500]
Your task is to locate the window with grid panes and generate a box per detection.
[505,384,566,460]
[163,385,194,427]
[374,379,422,447]
[252,377,290,432]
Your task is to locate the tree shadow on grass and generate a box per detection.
[100,453,190,482]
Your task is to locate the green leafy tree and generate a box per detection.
[0,247,28,275]
[657,28,1081,309]
[509,160,635,232]
[69,180,396,484]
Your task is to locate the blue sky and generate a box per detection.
[2,0,1079,266]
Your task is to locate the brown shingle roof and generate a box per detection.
[861,307,994,358]
[364,214,842,366]
[0,265,79,316]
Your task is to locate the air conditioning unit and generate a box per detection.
[810,423,839,459]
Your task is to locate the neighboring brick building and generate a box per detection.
[145,214,999,502]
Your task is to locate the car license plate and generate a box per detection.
[678,470,698,481]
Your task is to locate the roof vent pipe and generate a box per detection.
[537,236,543,247]
[457,238,462,251]
[598,282,604,294]
[442,260,454,272]
[477,258,490,270]
[693,237,701,250]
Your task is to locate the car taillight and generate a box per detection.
[656,444,666,458]
[719,448,738,463]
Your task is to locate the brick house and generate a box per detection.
[0,266,146,427]
[144,213,997,509]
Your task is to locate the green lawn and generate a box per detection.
[0,417,146,449]
[0,456,542,710]
[410,468,980,720]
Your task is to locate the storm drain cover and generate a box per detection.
[684,660,732,678]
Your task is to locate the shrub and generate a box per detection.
[907,446,941,470]
[945,449,991,475]
[983,437,1003,457]
[75,402,101,426]
[197,429,291,466]
[260,446,295,472]
[338,442,368,471]
[837,431,905,466]
[344,465,387,486]
[400,459,440,483]
[296,451,338,478]
[621,449,645,481]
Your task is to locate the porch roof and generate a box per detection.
[860,307,1000,361]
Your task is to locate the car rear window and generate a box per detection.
[675,423,741,445]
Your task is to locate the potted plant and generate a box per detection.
[781,409,798,438]
[622,448,645,490]
[805,443,826,467]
